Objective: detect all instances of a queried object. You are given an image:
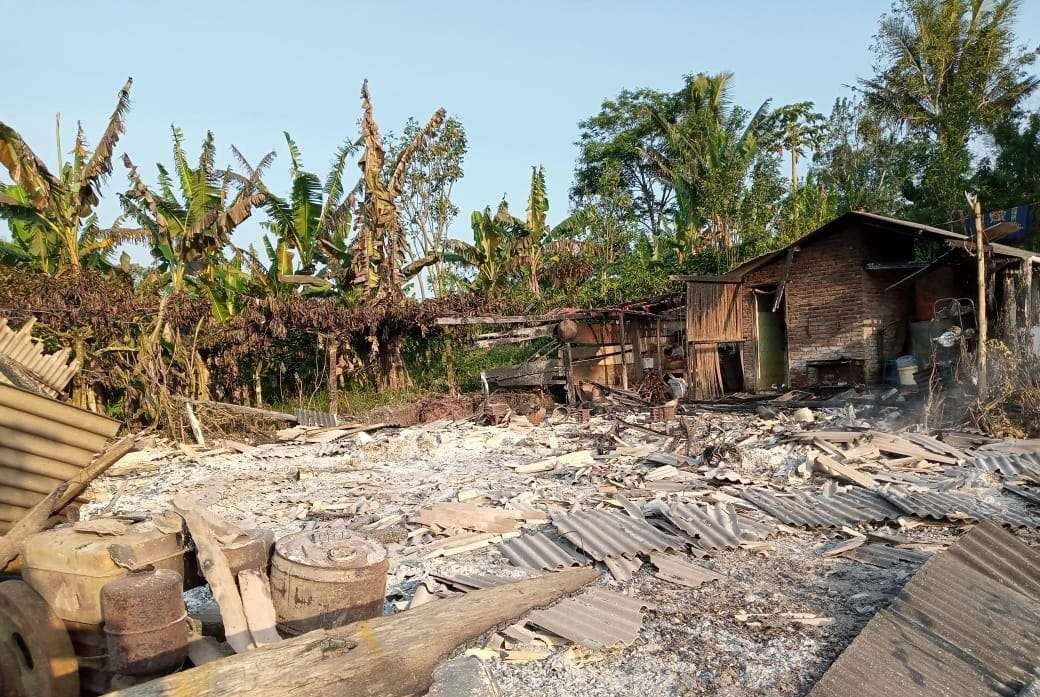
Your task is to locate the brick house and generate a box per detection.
[677,211,1040,396]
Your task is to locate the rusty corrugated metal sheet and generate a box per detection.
[741,488,901,528]
[809,522,1040,697]
[551,509,685,561]
[0,318,79,393]
[841,543,932,568]
[525,588,655,649]
[975,450,1040,481]
[879,489,1040,529]
[649,553,725,588]
[500,532,589,570]
[0,383,119,528]
[649,500,772,550]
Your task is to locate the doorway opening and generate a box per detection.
[755,289,788,391]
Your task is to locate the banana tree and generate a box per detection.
[247,132,358,297]
[120,127,269,304]
[444,201,521,296]
[0,78,143,273]
[353,80,446,300]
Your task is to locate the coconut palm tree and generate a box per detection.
[0,78,142,273]
[651,72,774,253]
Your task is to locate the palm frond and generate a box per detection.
[78,77,132,215]
[0,122,60,208]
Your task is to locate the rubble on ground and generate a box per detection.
[48,394,1039,696]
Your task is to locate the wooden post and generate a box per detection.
[631,319,645,383]
[617,311,629,391]
[326,337,339,416]
[655,318,665,372]
[967,193,987,399]
[1023,259,1033,329]
[444,327,457,397]
[564,342,575,406]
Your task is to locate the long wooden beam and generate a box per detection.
[110,568,600,697]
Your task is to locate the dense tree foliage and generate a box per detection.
[1,0,1039,420]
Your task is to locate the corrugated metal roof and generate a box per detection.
[809,522,1040,697]
[649,500,771,550]
[550,509,685,561]
[0,383,119,529]
[841,543,933,568]
[1005,482,1040,506]
[500,532,589,570]
[741,488,901,528]
[879,488,1040,529]
[525,588,655,649]
[650,553,726,588]
[0,318,79,394]
[975,450,1040,481]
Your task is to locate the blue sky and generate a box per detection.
[3,0,1039,262]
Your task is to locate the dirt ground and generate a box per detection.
[82,403,1035,696]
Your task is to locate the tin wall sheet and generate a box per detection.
[741,488,901,528]
[551,509,685,561]
[500,533,589,570]
[975,451,1040,481]
[525,588,654,649]
[1005,483,1040,506]
[0,383,119,521]
[296,409,338,427]
[809,523,1040,697]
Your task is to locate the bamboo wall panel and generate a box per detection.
[686,282,742,343]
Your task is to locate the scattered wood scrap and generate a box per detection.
[415,502,547,534]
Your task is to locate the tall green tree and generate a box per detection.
[0,78,141,273]
[572,88,678,249]
[810,97,910,215]
[860,0,1039,221]
[387,116,466,298]
[443,201,519,297]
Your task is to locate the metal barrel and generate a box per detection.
[101,568,187,676]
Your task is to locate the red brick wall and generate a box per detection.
[737,223,911,389]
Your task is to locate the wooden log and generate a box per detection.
[109,567,600,697]
[189,399,298,422]
[186,402,206,446]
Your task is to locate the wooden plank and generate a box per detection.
[110,568,601,697]
[814,454,875,489]
[176,504,255,653]
[868,433,959,464]
[435,315,565,326]
[238,568,281,647]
